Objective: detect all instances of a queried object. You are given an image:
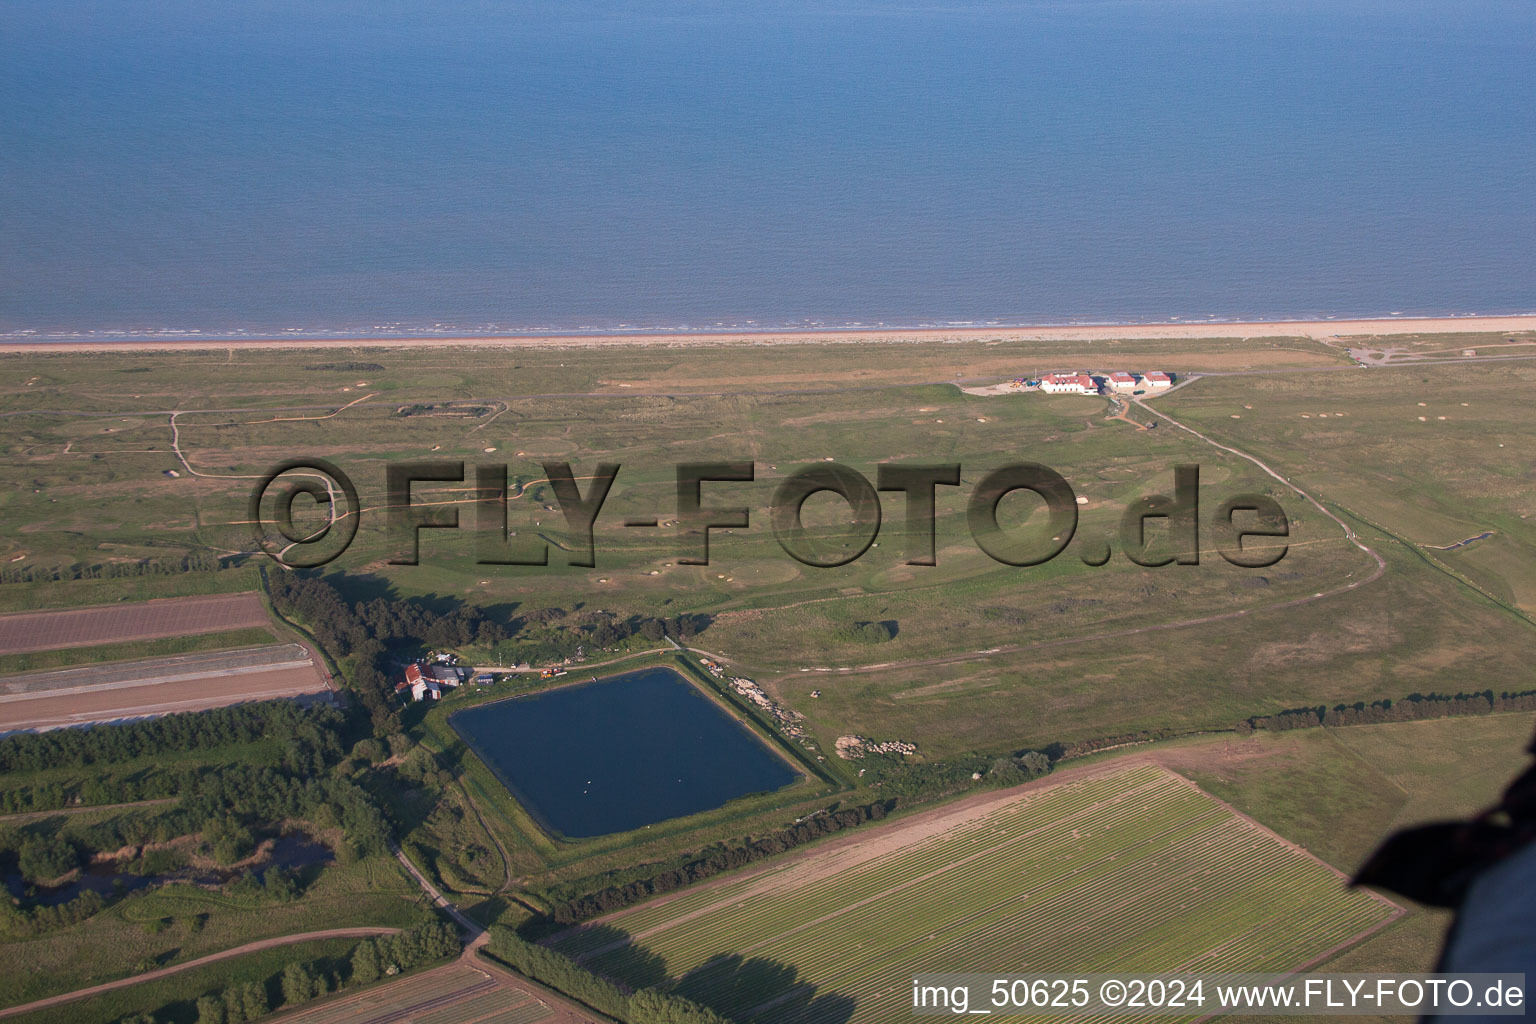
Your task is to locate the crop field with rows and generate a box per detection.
[549,763,1401,1024]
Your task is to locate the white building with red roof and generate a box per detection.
[1141,371,1173,389]
[1106,371,1138,390]
[1039,372,1098,395]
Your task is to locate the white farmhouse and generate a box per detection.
[1039,373,1097,395]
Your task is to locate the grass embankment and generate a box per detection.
[0,627,279,676]
[406,653,846,894]
[0,569,261,616]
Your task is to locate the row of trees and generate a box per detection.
[0,699,343,774]
[0,767,182,816]
[547,799,895,925]
[1041,727,1184,763]
[855,750,1051,801]
[268,571,507,731]
[193,982,269,1024]
[516,608,711,660]
[3,759,384,866]
[348,920,459,983]
[488,927,730,1024]
[0,888,105,937]
[184,921,458,1024]
[1245,689,1536,732]
[268,572,506,661]
[0,550,222,585]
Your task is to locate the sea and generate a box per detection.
[1,0,1532,341]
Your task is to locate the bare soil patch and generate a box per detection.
[0,592,271,655]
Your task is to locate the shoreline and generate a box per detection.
[2,314,1534,353]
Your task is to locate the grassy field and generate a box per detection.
[0,849,426,1009]
[0,568,261,615]
[12,936,363,1024]
[0,626,277,675]
[0,339,1391,751]
[547,762,1399,1024]
[5,334,1535,973]
[1151,712,1536,998]
[1160,359,1536,618]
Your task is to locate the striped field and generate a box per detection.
[270,961,574,1024]
[548,763,1401,1024]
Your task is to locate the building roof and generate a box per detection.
[1042,373,1095,388]
[1108,371,1136,383]
[1144,371,1172,382]
[405,663,423,684]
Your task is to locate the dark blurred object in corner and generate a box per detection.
[1354,735,1536,974]
[1355,764,1536,908]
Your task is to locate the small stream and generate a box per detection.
[1433,531,1495,551]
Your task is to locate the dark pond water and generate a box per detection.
[4,831,333,907]
[450,667,800,839]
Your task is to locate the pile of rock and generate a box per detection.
[835,735,918,759]
[729,676,806,737]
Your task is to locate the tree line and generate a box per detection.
[0,699,393,938]
[0,700,341,774]
[159,920,455,1024]
[268,570,713,733]
[488,927,731,1024]
[0,550,222,585]
[1243,689,1536,732]
[268,572,508,660]
[543,798,895,926]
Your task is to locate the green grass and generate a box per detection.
[1161,714,1535,876]
[4,345,1525,747]
[405,657,842,889]
[0,568,261,615]
[1154,713,1536,984]
[0,626,278,675]
[12,936,361,1024]
[1159,359,1536,616]
[549,762,1398,1024]
[7,335,1536,950]
[0,854,427,1009]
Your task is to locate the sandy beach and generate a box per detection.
[2,315,1534,354]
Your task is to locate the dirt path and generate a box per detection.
[1130,394,1387,581]
[457,780,515,893]
[0,927,401,1019]
[171,410,345,562]
[392,843,483,941]
[0,797,177,823]
[757,388,1388,683]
